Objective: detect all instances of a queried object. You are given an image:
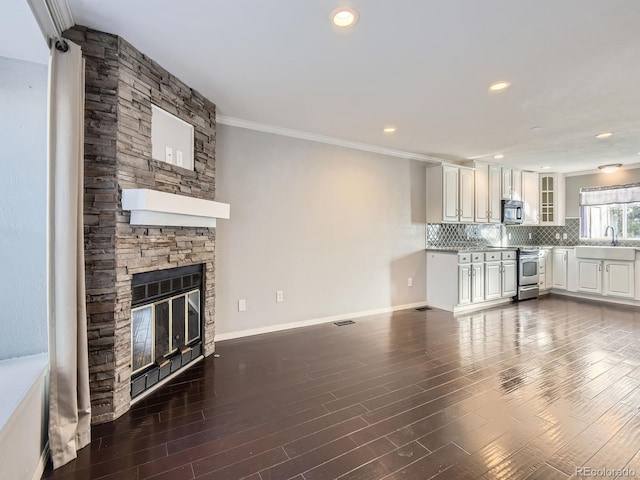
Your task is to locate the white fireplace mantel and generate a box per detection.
[121,189,230,227]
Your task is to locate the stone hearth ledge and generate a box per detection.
[122,189,230,227]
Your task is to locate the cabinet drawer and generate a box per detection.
[472,253,484,262]
[502,251,516,260]
[485,252,501,261]
[458,253,471,263]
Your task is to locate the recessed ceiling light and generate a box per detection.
[488,81,511,92]
[541,166,551,170]
[595,132,613,139]
[494,154,504,160]
[598,163,622,174]
[383,126,397,134]
[331,7,358,28]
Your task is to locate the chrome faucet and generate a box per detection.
[604,226,618,246]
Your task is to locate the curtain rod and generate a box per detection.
[580,183,640,193]
[44,0,69,52]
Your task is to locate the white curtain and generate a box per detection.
[580,183,640,206]
[48,39,91,469]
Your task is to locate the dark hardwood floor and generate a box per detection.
[43,296,640,479]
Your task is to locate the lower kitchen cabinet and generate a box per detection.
[604,261,635,298]
[577,259,602,294]
[427,250,516,313]
[501,260,518,297]
[577,259,634,298]
[552,249,569,289]
[471,262,485,303]
[458,263,471,305]
[485,261,502,301]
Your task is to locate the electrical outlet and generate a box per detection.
[555,233,560,239]
[508,232,512,240]
[408,277,413,287]
[165,146,173,164]
[176,150,184,167]
[563,233,568,239]
[528,233,532,240]
[276,290,284,302]
[238,299,246,312]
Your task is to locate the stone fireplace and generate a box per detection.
[64,26,221,423]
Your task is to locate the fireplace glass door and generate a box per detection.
[131,288,201,375]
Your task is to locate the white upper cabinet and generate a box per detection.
[472,161,501,223]
[502,168,512,199]
[511,169,522,201]
[426,164,475,223]
[539,173,565,226]
[458,167,475,223]
[522,171,539,225]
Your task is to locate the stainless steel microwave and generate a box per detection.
[502,200,524,224]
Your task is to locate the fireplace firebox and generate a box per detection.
[130,264,204,399]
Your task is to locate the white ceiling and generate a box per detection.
[67,0,640,172]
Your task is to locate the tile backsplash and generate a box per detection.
[427,218,640,248]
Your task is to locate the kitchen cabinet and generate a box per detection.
[576,259,634,298]
[502,168,512,200]
[471,260,485,303]
[485,261,502,300]
[539,173,565,226]
[458,263,472,305]
[522,171,539,225]
[427,250,516,313]
[553,248,568,289]
[426,164,474,223]
[485,251,517,300]
[538,248,552,292]
[472,162,501,223]
[604,261,635,298]
[501,168,523,202]
[501,260,518,297]
[511,169,522,201]
[577,259,602,294]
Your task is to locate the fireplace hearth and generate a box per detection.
[130,265,204,399]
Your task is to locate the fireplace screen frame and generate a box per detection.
[131,288,201,375]
[129,263,205,400]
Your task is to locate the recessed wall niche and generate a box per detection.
[151,104,195,170]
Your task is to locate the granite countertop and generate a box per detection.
[425,245,577,252]
[425,246,517,253]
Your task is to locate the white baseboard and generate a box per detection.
[215,302,428,342]
[33,441,49,480]
[550,289,640,307]
[452,298,513,315]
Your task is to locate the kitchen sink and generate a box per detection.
[574,246,637,261]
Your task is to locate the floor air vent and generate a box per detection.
[334,320,355,326]
[415,306,432,311]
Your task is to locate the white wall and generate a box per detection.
[215,125,426,337]
[0,56,48,359]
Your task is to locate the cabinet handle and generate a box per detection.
[564,253,567,261]
[468,270,472,277]
[606,264,609,272]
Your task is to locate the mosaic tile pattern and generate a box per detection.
[427,223,504,248]
[427,218,640,248]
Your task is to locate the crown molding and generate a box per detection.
[27,0,74,44]
[216,115,444,163]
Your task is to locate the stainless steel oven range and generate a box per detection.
[517,248,540,300]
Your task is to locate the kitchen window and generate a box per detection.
[579,184,640,239]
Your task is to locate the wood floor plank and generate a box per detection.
[42,297,640,480]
